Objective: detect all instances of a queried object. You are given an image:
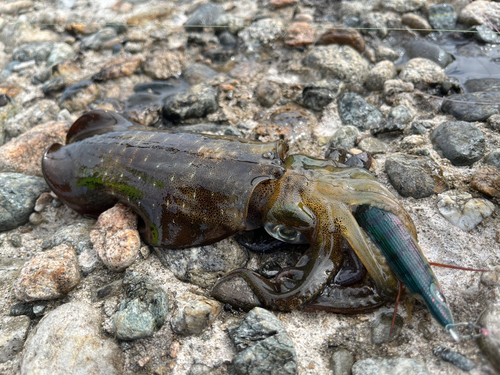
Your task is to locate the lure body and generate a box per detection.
[42,110,454,330]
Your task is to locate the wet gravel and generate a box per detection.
[0,0,499,374]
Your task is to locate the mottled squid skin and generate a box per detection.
[42,110,454,330]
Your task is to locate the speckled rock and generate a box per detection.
[316,28,365,52]
[430,121,485,166]
[114,272,168,340]
[0,315,30,363]
[399,57,445,89]
[358,137,387,154]
[405,40,452,68]
[239,18,284,51]
[20,301,123,375]
[184,3,224,32]
[330,348,354,375]
[0,173,48,231]
[360,13,387,39]
[460,1,500,27]
[229,61,263,83]
[433,346,475,372]
[429,4,457,30]
[13,244,80,301]
[485,150,500,169]
[352,357,428,375]
[471,166,500,199]
[81,28,119,50]
[228,307,298,375]
[370,120,405,135]
[371,312,403,344]
[388,105,413,124]
[338,93,383,130]
[211,273,262,311]
[58,81,100,112]
[475,24,500,44]
[92,55,142,81]
[170,293,221,336]
[366,61,397,91]
[477,304,500,372]
[330,126,360,150]
[255,80,280,108]
[46,220,94,253]
[47,43,74,65]
[12,42,53,63]
[155,239,248,289]
[302,79,344,111]
[5,99,59,140]
[441,92,500,122]
[0,120,69,176]
[182,63,217,85]
[437,191,495,231]
[90,203,140,272]
[385,154,447,198]
[163,83,218,122]
[382,0,424,12]
[143,50,184,80]
[303,45,369,87]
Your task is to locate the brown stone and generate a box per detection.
[13,244,81,302]
[270,0,298,8]
[401,13,432,35]
[126,7,172,26]
[229,62,263,83]
[143,50,184,80]
[93,55,143,81]
[284,22,315,48]
[471,166,500,198]
[316,28,366,52]
[0,120,70,176]
[0,83,22,97]
[65,24,86,34]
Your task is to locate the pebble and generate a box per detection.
[399,58,446,88]
[58,81,100,112]
[143,50,184,80]
[475,24,500,44]
[433,346,475,372]
[316,28,365,52]
[5,99,59,140]
[382,0,424,13]
[330,348,354,375]
[437,191,495,231]
[302,79,344,111]
[12,42,53,63]
[388,105,413,124]
[90,203,140,272]
[476,304,500,372]
[13,244,80,302]
[460,1,500,27]
[20,301,123,375]
[488,114,500,132]
[78,246,101,275]
[404,40,452,68]
[0,173,48,231]
[47,42,74,65]
[428,4,457,30]
[303,45,369,87]
[385,154,447,198]
[485,149,500,169]
[370,120,405,135]
[163,83,218,122]
[358,137,388,154]
[92,55,142,81]
[255,79,280,108]
[48,221,94,253]
[182,63,216,84]
[81,28,119,50]
[329,126,360,150]
[471,166,500,199]
[366,61,397,91]
[9,302,36,319]
[410,121,428,135]
[184,3,224,32]
[352,357,429,375]
[0,1,33,14]
[338,92,384,130]
[210,272,262,311]
[213,14,245,35]
[370,312,403,344]
[441,92,500,122]
[430,121,485,166]
[0,315,30,363]
[360,13,387,39]
[170,293,221,336]
[228,61,263,83]
[114,272,168,340]
[240,18,284,50]
[283,21,315,48]
[401,13,432,35]
[228,307,298,375]
[0,101,18,145]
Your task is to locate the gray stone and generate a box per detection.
[370,120,405,135]
[388,105,413,124]
[48,220,94,254]
[0,173,48,232]
[213,14,245,35]
[485,149,500,169]
[464,78,500,93]
[477,304,500,372]
[114,272,168,340]
[255,80,280,108]
[162,84,218,122]
[399,58,446,88]
[184,3,224,32]
[370,312,403,344]
[437,191,495,231]
[0,315,30,363]
[58,81,100,112]
[170,293,221,336]
[366,61,397,91]
[352,357,428,375]
[359,13,387,39]
[475,24,500,44]
[358,137,387,154]
[433,346,475,372]
[20,302,123,375]
[303,45,369,87]
[182,63,217,85]
[5,99,59,140]
[330,126,360,150]
[330,348,354,375]
[338,93,384,130]
[228,307,298,375]
[239,18,284,51]
[385,154,447,198]
[405,40,452,68]
[441,92,500,122]
[47,42,74,65]
[302,79,344,111]
[12,42,53,63]
[382,0,424,13]
[431,121,485,166]
[81,28,118,50]
[211,274,262,311]
[429,4,457,30]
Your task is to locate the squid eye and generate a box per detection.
[264,223,308,244]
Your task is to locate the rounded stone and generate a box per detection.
[330,126,360,150]
[302,79,344,111]
[255,80,280,108]
[338,92,384,130]
[388,105,413,124]
[477,304,500,372]
[485,149,500,169]
[441,92,500,122]
[429,4,457,30]
[430,121,485,166]
[399,58,446,88]
[366,61,397,91]
[404,40,452,68]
